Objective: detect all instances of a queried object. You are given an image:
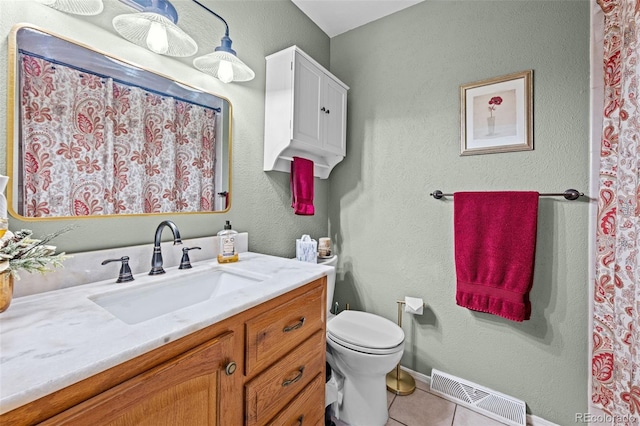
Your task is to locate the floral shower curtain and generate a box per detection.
[20,53,217,217]
[592,0,640,423]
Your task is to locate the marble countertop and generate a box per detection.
[0,252,332,414]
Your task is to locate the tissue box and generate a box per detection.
[296,235,317,263]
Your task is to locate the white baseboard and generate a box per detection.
[525,414,560,426]
[398,366,560,426]
[399,365,431,386]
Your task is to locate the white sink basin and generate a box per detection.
[90,267,269,324]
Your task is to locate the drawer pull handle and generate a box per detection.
[297,415,304,425]
[225,361,237,376]
[282,366,305,387]
[283,317,305,332]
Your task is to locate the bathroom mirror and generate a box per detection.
[7,24,232,220]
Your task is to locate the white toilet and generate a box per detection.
[319,255,405,426]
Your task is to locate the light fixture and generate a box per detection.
[191,0,255,83]
[36,0,104,15]
[112,0,197,57]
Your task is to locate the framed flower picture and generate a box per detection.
[460,70,533,155]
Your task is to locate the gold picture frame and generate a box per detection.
[460,70,533,156]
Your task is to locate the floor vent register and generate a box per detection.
[430,368,526,426]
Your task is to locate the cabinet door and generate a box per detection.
[42,331,237,426]
[322,76,347,156]
[292,53,323,147]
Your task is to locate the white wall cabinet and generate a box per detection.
[264,46,349,179]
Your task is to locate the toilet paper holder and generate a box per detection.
[386,299,425,396]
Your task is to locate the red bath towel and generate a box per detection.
[290,156,314,215]
[454,191,539,322]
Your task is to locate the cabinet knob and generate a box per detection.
[225,361,237,376]
[297,415,304,425]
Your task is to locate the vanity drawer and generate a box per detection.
[266,373,324,426]
[245,281,325,375]
[245,330,325,426]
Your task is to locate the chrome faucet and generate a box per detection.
[150,220,183,275]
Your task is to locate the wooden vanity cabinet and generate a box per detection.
[245,331,325,425]
[245,282,326,425]
[245,282,325,376]
[41,331,238,426]
[266,373,325,426]
[0,278,326,426]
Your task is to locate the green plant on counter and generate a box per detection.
[0,227,72,279]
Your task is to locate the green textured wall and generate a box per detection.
[0,0,330,256]
[328,1,590,424]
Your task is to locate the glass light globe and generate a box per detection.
[36,0,103,15]
[193,51,255,83]
[146,21,169,54]
[217,61,234,84]
[113,12,197,57]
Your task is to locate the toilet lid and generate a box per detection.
[327,310,404,350]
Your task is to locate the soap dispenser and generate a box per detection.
[217,220,238,263]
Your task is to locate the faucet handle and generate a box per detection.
[102,256,134,283]
[179,247,202,269]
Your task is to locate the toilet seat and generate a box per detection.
[327,310,404,355]
[327,333,403,355]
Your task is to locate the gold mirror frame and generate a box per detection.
[6,24,232,221]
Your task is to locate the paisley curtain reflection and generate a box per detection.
[8,25,231,219]
[21,53,217,217]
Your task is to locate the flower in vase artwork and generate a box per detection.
[488,96,503,117]
[484,96,503,136]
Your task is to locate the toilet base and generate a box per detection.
[335,372,389,426]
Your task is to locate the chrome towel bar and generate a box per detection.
[429,189,584,200]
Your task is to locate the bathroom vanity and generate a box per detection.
[0,252,329,425]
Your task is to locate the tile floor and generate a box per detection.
[332,378,509,426]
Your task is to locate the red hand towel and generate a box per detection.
[454,191,539,322]
[290,157,314,215]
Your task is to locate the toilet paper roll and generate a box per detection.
[404,296,424,315]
